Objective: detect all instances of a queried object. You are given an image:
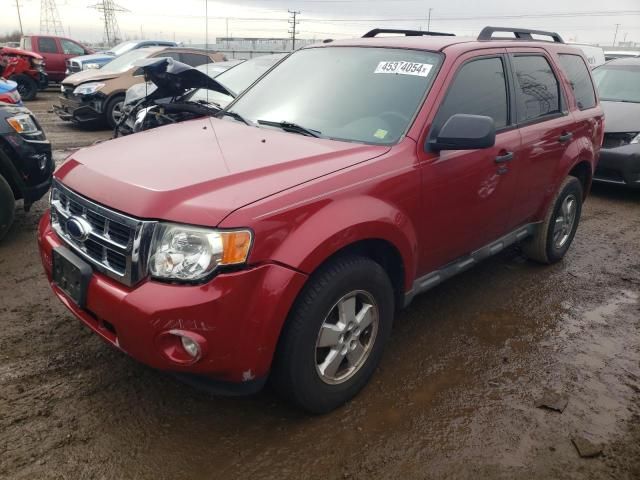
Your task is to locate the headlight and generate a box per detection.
[83,63,101,70]
[631,133,640,144]
[149,224,252,281]
[31,58,44,66]
[6,114,38,135]
[73,82,105,95]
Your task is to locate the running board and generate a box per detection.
[403,223,539,307]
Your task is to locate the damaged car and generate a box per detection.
[54,47,226,129]
[592,57,640,188]
[116,54,284,136]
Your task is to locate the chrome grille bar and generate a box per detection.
[50,179,156,287]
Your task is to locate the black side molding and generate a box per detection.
[363,28,455,38]
[403,223,539,307]
[478,26,564,44]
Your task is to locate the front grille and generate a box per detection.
[603,132,638,149]
[50,180,156,286]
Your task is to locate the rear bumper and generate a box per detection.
[37,214,308,390]
[53,94,103,124]
[594,144,640,188]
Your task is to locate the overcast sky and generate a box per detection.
[2,0,639,46]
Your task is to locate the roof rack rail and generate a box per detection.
[363,28,455,38]
[478,26,564,43]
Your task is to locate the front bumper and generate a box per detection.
[38,213,308,391]
[0,129,52,206]
[594,143,640,188]
[37,71,49,90]
[53,93,104,124]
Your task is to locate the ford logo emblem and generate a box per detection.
[66,216,93,242]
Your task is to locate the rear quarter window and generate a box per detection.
[557,54,597,110]
[512,55,561,123]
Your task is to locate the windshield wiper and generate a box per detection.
[257,120,323,138]
[217,110,252,125]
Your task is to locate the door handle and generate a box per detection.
[558,132,573,143]
[494,152,514,164]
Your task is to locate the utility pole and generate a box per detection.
[89,1,129,47]
[288,10,300,51]
[427,8,433,32]
[15,0,24,35]
[612,23,620,47]
[40,0,65,36]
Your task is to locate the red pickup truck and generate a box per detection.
[20,35,93,83]
[38,27,604,413]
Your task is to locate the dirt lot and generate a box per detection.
[1,91,639,479]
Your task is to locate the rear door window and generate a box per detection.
[557,54,597,110]
[433,56,509,133]
[38,37,59,54]
[511,55,561,123]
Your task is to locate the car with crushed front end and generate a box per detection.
[38,27,603,413]
[591,57,640,188]
[115,54,283,137]
[54,47,226,129]
[1,102,53,240]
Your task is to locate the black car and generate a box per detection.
[0,102,53,239]
[592,58,640,188]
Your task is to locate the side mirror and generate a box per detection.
[429,114,496,152]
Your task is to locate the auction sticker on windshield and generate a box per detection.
[374,61,433,77]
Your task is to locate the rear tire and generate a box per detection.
[271,255,395,414]
[523,176,583,264]
[0,175,16,241]
[105,95,125,130]
[12,74,38,101]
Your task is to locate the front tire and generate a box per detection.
[523,176,583,264]
[272,255,395,414]
[0,175,16,241]
[105,95,125,130]
[12,74,38,101]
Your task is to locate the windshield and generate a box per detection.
[228,47,442,144]
[100,49,155,74]
[593,65,640,103]
[188,54,286,109]
[107,41,137,57]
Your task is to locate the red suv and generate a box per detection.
[38,27,604,413]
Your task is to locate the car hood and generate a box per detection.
[134,57,234,99]
[69,53,114,65]
[602,101,640,133]
[63,69,122,86]
[0,46,43,60]
[0,79,17,93]
[55,117,390,226]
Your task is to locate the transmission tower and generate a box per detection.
[40,0,65,36]
[90,1,129,47]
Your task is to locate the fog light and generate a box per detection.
[180,335,200,359]
[157,330,207,365]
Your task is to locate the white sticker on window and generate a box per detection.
[374,61,433,77]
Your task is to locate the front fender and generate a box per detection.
[246,194,418,291]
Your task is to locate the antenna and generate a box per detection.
[288,10,300,51]
[89,0,129,47]
[40,0,65,36]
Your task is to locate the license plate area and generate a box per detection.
[52,246,92,308]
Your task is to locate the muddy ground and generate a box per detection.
[1,91,639,479]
